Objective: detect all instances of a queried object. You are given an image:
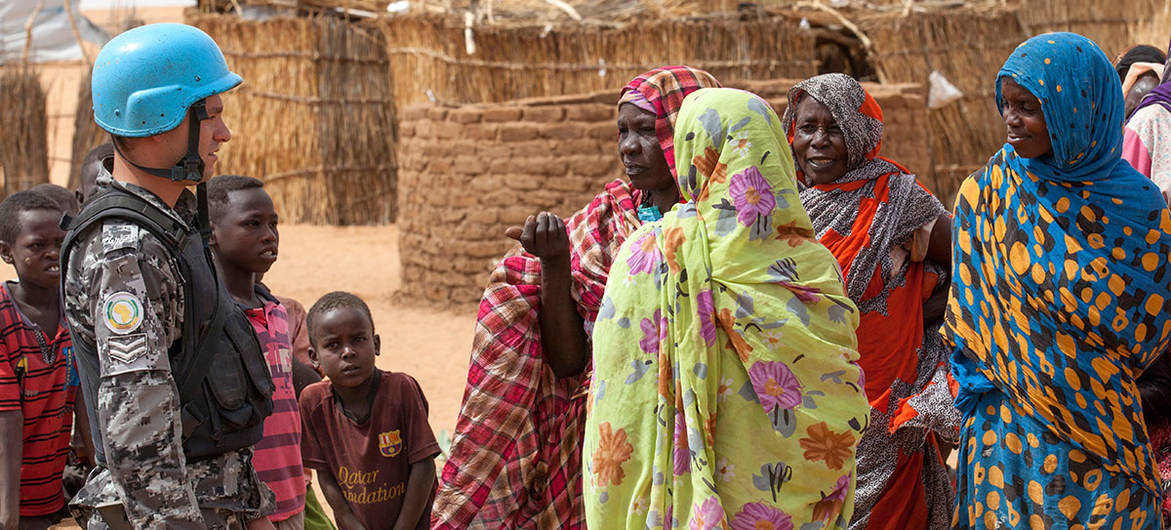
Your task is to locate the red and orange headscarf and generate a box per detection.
[619,66,721,176]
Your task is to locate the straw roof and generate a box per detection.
[380,12,818,106]
[0,66,50,197]
[187,14,397,225]
[199,0,393,14]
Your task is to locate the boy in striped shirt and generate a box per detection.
[0,191,85,529]
[208,175,305,528]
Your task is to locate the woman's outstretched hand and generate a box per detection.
[506,212,570,262]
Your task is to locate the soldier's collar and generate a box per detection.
[107,179,193,230]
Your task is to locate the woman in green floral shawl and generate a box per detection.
[582,87,870,529]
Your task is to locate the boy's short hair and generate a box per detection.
[30,183,79,216]
[307,291,375,346]
[82,143,114,171]
[0,190,63,244]
[207,175,265,222]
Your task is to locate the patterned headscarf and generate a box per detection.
[945,32,1171,494]
[585,87,868,528]
[996,33,1129,179]
[781,73,885,175]
[620,66,722,176]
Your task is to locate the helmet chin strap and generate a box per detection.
[111,101,208,183]
[110,100,214,244]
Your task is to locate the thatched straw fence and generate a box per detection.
[1015,0,1167,59]
[187,14,397,225]
[68,72,107,192]
[851,0,1168,202]
[377,13,818,106]
[857,6,1023,202]
[0,66,50,196]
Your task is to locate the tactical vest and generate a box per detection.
[62,185,274,463]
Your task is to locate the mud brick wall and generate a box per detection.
[397,92,621,305]
[398,82,929,306]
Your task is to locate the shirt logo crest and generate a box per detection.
[104,292,143,334]
[378,430,402,458]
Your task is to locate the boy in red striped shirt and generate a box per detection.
[0,191,87,529]
[208,176,305,528]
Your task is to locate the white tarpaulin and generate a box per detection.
[1,0,107,64]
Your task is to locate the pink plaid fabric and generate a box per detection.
[432,180,640,529]
[433,66,720,529]
[433,180,641,526]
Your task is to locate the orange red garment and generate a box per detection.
[782,73,959,529]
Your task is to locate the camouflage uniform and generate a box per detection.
[65,173,274,529]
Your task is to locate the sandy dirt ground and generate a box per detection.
[255,224,478,436]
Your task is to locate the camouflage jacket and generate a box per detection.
[64,174,274,529]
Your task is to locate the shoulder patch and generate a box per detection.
[104,291,144,334]
[100,221,141,254]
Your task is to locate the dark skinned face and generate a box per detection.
[308,307,380,389]
[1000,78,1053,159]
[1125,73,1160,118]
[791,96,849,185]
[210,187,279,275]
[0,209,64,290]
[617,103,673,193]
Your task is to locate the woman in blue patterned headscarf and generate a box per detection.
[945,32,1171,528]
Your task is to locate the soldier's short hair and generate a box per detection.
[206,174,265,222]
[307,291,375,347]
[0,190,63,244]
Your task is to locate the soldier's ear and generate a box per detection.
[0,241,13,264]
[208,222,218,248]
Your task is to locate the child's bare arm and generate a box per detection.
[317,468,366,530]
[0,410,22,530]
[72,392,95,466]
[391,458,436,530]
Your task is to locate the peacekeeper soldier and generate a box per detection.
[63,24,278,529]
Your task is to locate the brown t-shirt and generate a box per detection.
[300,370,440,529]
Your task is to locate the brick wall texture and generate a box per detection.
[398,82,929,306]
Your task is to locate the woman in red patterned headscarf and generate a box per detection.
[781,73,958,529]
[432,66,719,530]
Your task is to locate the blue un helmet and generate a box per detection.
[91,23,241,182]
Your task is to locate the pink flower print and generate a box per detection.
[813,474,851,523]
[673,410,691,476]
[749,361,802,412]
[627,231,662,275]
[640,309,662,354]
[827,472,851,502]
[690,497,725,530]
[696,289,717,347]
[729,166,776,227]
[659,312,669,348]
[731,503,793,530]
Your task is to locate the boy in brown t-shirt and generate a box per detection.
[300,292,440,530]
